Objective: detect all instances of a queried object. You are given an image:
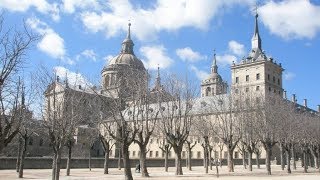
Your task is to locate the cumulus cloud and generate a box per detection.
[140,45,173,70]
[190,65,209,81]
[284,72,296,81]
[0,0,60,21]
[62,0,100,14]
[228,40,245,56]
[54,66,91,87]
[176,47,206,62]
[76,49,97,62]
[80,0,253,41]
[27,17,69,63]
[216,54,237,66]
[259,0,320,39]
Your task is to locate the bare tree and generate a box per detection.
[133,92,159,177]
[159,74,196,175]
[158,137,172,172]
[0,13,38,153]
[206,94,241,172]
[184,138,196,171]
[99,131,115,174]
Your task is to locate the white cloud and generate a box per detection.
[176,47,206,62]
[77,49,97,62]
[228,40,245,56]
[216,54,237,66]
[0,0,60,21]
[62,0,100,14]
[103,55,114,65]
[260,0,320,39]
[284,72,295,81]
[54,66,91,87]
[190,65,209,81]
[140,45,173,70]
[80,0,253,41]
[27,17,68,62]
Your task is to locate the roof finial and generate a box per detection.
[212,49,218,74]
[252,3,262,50]
[127,20,131,39]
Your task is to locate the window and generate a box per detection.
[149,151,153,158]
[278,79,280,85]
[28,137,33,146]
[132,151,136,157]
[235,152,239,159]
[269,87,271,92]
[256,86,260,91]
[197,151,201,159]
[156,151,159,157]
[205,87,211,96]
[150,139,153,144]
[39,138,43,146]
[235,77,239,83]
[245,87,249,92]
[274,89,276,93]
[256,73,260,80]
[224,151,228,158]
[246,75,249,82]
[267,74,270,81]
[273,76,276,83]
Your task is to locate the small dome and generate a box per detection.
[107,53,145,70]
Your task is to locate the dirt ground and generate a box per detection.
[0,165,319,180]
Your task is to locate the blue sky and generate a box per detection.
[1,0,320,110]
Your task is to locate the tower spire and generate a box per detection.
[121,22,134,54]
[155,65,161,89]
[211,50,218,74]
[252,5,261,50]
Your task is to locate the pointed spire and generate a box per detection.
[252,5,262,50]
[211,50,218,74]
[121,22,134,54]
[155,65,161,89]
[127,22,131,39]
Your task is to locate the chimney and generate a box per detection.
[318,105,320,113]
[303,99,307,108]
[283,91,287,99]
[292,94,296,103]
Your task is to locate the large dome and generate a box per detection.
[108,53,145,70]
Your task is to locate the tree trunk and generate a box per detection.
[303,151,308,173]
[54,149,62,180]
[255,152,260,169]
[285,149,291,173]
[66,144,72,176]
[265,147,272,175]
[165,150,169,172]
[292,145,296,170]
[18,137,27,178]
[139,145,149,177]
[227,147,234,172]
[89,147,92,171]
[209,149,213,170]
[205,147,208,174]
[104,149,110,174]
[188,149,192,171]
[52,153,57,180]
[118,148,122,170]
[122,143,133,180]
[280,143,285,170]
[16,137,22,172]
[242,152,247,169]
[248,152,253,171]
[173,146,183,175]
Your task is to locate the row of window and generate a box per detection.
[117,150,241,159]
[235,73,280,85]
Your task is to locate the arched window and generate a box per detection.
[105,75,110,87]
[205,87,211,96]
[110,74,114,85]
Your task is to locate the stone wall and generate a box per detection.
[0,157,265,170]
